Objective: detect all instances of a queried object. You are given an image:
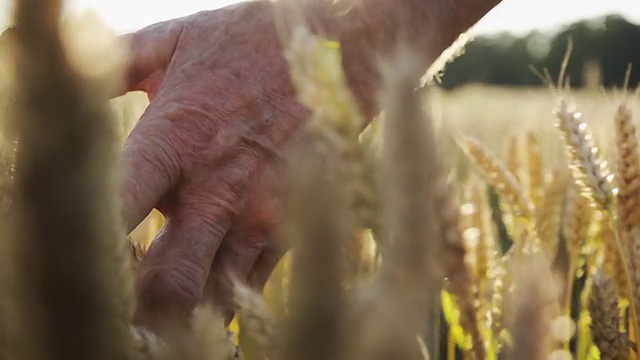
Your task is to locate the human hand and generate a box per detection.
[117,0,502,332]
[119,2,312,331]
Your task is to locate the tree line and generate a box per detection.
[439,15,640,89]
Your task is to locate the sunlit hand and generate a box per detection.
[116,0,502,332]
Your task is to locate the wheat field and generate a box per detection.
[2,4,640,360]
[120,78,640,360]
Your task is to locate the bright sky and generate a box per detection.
[64,0,640,36]
[1,0,640,36]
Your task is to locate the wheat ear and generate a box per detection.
[467,180,494,294]
[283,25,355,360]
[555,100,613,209]
[562,184,593,264]
[233,282,277,357]
[434,165,485,359]
[614,103,640,232]
[504,134,522,184]
[599,211,630,300]
[535,166,569,262]
[457,135,534,220]
[589,269,629,360]
[525,132,544,207]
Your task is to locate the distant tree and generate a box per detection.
[438,15,640,89]
[597,15,640,87]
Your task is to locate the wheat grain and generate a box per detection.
[467,180,494,293]
[555,100,613,209]
[490,256,508,351]
[535,166,569,262]
[159,306,232,360]
[588,269,629,360]
[526,132,545,208]
[433,163,485,359]
[130,325,164,359]
[625,228,640,344]
[457,135,534,220]
[233,282,277,357]
[596,211,629,300]
[504,134,522,184]
[614,103,640,232]
[562,183,593,263]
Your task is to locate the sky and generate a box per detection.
[0,0,639,36]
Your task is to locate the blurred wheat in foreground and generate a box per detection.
[1,1,640,360]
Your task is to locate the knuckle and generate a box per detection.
[141,143,177,183]
[220,158,255,188]
[126,117,182,183]
[189,150,258,207]
[136,265,202,322]
[201,203,236,241]
[177,197,234,243]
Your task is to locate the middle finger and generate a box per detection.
[133,201,232,332]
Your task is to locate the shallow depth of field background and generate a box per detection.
[103,4,640,351]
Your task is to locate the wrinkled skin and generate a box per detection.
[116,0,502,332]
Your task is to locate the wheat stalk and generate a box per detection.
[350,49,444,360]
[505,253,556,360]
[279,83,351,360]
[7,2,136,358]
[284,26,376,286]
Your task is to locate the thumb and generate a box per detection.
[116,17,185,97]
